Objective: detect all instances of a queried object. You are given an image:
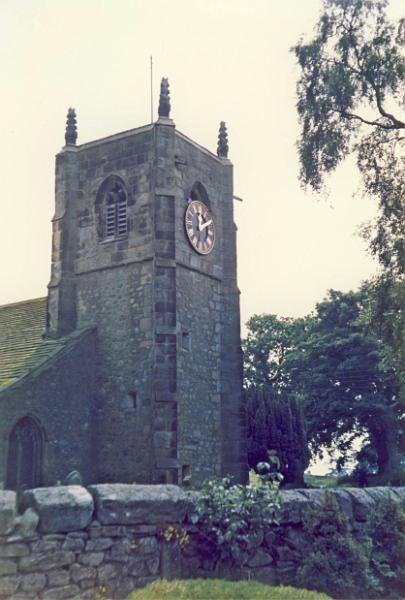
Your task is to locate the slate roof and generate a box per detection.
[0,297,66,390]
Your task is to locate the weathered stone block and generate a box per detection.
[31,539,61,553]
[113,577,135,597]
[97,562,119,584]
[0,574,20,595]
[66,531,88,540]
[47,569,71,587]
[391,488,405,501]
[78,552,104,567]
[365,487,397,505]
[99,525,127,537]
[275,490,309,524]
[146,555,160,575]
[88,484,193,525]
[137,536,158,555]
[19,551,75,572]
[276,560,297,583]
[42,584,80,599]
[0,559,17,576]
[85,538,113,552]
[0,543,29,558]
[0,491,17,535]
[88,523,102,539]
[329,488,354,520]
[345,488,375,522]
[161,541,181,579]
[283,527,306,551]
[70,563,97,583]
[79,578,97,591]
[43,533,65,541]
[62,536,85,552]
[247,530,264,548]
[251,565,278,585]
[127,557,147,577]
[13,508,39,539]
[107,538,131,560]
[276,545,300,562]
[247,548,273,568]
[298,488,330,509]
[21,572,47,592]
[20,486,93,533]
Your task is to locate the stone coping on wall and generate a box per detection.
[0,485,195,537]
[1,484,400,534]
[0,485,403,599]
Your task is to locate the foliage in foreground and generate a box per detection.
[191,465,282,569]
[126,579,332,600]
[368,497,405,597]
[297,493,377,598]
[297,492,405,598]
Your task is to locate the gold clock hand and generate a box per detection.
[200,219,212,231]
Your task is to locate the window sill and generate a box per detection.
[100,235,128,244]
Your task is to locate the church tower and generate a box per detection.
[46,80,247,486]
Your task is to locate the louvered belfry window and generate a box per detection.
[105,182,127,238]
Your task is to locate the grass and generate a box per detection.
[126,579,332,599]
[250,470,342,489]
[303,473,339,488]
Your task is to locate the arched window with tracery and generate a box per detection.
[96,176,128,240]
[6,417,43,490]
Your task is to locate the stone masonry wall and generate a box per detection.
[0,484,403,599]
[174,132,246,485]
[0,330,97,489]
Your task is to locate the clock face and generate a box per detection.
[184,200,215,255]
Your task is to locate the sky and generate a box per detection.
[3,0,400,326]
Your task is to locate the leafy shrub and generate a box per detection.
[297,493,378,599]
[368,496,405,598]
[126,578,332,599]
[191,462,282,569]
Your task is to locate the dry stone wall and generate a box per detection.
[0,484,403,599]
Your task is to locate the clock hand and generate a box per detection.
[200,219,212,231]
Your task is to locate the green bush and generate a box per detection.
[368,496,405,598]
[126,578,332,599]
[297,493,378,599]
[191,465,282,569]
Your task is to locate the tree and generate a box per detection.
[290,289,402,481]
[293,0,405,401]
[243,314,304,389]
[243,290,403,482]
[243,315,310,486]
[245,387,309,486]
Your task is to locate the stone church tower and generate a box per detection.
[44,79,247,486]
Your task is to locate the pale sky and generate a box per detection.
[3,0,397,328]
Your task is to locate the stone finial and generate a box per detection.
[217,121,229,158]
[65,108,77,145]
[158,78,171,118]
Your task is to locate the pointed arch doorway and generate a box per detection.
[6,416,43,490]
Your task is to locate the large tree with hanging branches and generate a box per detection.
[293,0,405,403]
